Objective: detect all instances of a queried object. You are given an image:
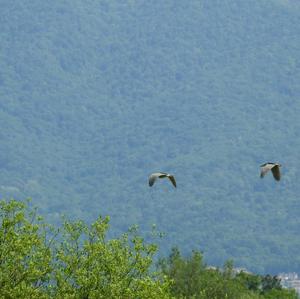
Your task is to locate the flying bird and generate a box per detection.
[148,172,177,187]
[260,163,281,181]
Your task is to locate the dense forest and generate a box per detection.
[0,0,300,273]
[0,199,298,298]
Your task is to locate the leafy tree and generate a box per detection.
[158,247,205,297]
[0,199,52,298]
[159,247,298,299]
[0,199,172,298]
[236,271,262,292]
[51,218,171,298]
[262,289,298,299]
[261,275,281,293]
[159,248,248,298]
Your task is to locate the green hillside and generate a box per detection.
[0,0,300,273]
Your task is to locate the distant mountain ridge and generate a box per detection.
[0,0,300,273]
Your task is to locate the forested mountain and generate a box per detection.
[0,0,300,273]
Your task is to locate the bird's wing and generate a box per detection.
[167,175,177,187]
[271,165,281,181]
[149,174,158,186]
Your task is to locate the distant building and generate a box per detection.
[278,272,300,295]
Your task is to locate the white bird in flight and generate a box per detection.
[148,172,177,188]
[260,163,281,181]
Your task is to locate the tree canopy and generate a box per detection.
[0,199,298,298]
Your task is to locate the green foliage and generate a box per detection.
[159,247,205,297]
[159,247,298,299]
[159,248,248,298]
[1,199,298,298]
[51,219,171,298]
[236,272,262,292]
[0,199,51,298]
[262,289,298,299]
[0,199,172,298]
[261,275,281,293]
